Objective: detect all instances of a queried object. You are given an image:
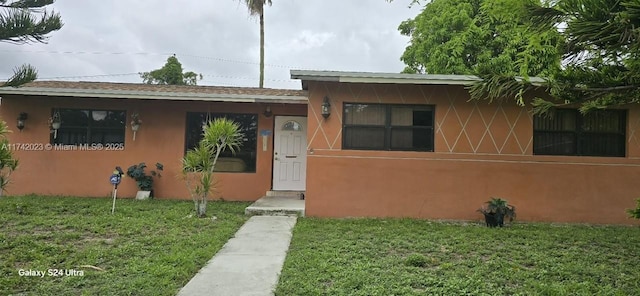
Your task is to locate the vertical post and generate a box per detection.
[111,183,117,214]
[110,167,123,214]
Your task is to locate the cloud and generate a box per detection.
[0,0,420,89]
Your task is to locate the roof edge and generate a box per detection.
[290,70,545,86]
[0,87,308,104]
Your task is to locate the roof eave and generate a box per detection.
[290,70,546,87]
[0,87,308,104]
[339,76,477,85]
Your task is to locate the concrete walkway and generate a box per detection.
[177,216,297,296]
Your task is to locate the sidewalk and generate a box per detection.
[177,216,297,296]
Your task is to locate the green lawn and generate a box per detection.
[276,218,640,296]
[0,195,250,296]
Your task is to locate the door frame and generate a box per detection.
[272,116,307,191]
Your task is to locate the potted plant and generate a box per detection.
[126,162,163,200]
[478,197,516,227]
[48,111,61,139]
[131,112,141,141]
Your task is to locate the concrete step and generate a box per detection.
[245,207,304,217]
[266,190,305,198]
[245,195,305,217]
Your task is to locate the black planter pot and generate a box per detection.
[483,212,505,227]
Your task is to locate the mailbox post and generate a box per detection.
[110,167,124,214]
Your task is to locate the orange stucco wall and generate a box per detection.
[0,95,306,201]
[305,81,640,224]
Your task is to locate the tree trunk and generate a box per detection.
[259,10,265,88]
[196,199,207,218]
[197,201,207,218]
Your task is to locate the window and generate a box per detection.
[533,109,626,157]
[53,109,125,145]
[343,103,434,151]
[185,112,258,172]
[282,120,303,131]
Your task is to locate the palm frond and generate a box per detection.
[5,64,37,86]
[241,0,272,16]
[0,5,62,44]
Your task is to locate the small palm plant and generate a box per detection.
[628,199,640,219]
[478,197,516,227]
[182,118,243,217]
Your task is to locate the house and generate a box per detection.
[292,70,640,225]
[0,71,639,224]
[0,81,307,200]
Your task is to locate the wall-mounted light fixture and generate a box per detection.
[263,105,272,118]
[131,112,141,141]
[16,112,27,131]
[321,96,331,119]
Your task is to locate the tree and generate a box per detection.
[182,118,244,218]
[1,0,63,86]
[397,0,561,77]
[0,120,19,196]
[469,0,640,114]
[240,0,272,88]
[139,55,202,85]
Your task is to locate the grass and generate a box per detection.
[275,218,640,296]
[0,195,250,296]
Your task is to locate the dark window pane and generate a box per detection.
[533,110,576,131]
[344,127,385,149]
[533,109,625,157]
[53,109,125,146]
[185,112,257,173]
[581,110,623,133]
[344,104,386,125]
[579,134,625,157]
[413,110,433,127]
[59,109,89,127]
[391,106,433,127]
[390,127,433,150]
[343,103,435,151]
[533,132,576,155]
[57,128,87,145]
[91,129,125,145]
[91,111,125,128]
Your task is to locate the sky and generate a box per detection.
[0,0,422,90]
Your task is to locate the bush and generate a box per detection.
[126,162,163,194]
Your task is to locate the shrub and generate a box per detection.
[126,162,163,194]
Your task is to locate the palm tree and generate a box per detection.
[1,0,62,86]
[241,0,272,88]
[182,118,244,217]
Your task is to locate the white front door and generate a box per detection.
[273,116,307,191]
